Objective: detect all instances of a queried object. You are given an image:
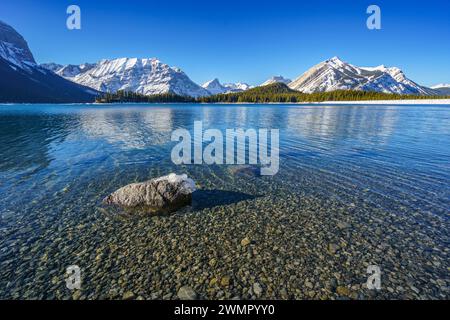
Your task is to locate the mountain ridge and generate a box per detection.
[43,58,210,98]
[201,78,251,94]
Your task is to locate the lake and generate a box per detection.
[0,103,449,299]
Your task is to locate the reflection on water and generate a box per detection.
[0,104,448,214]
[80,108,175,149]
[0,103,449,300]
[286,105,398,143]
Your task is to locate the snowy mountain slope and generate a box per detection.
[0,20,98,103]
[431,84,450,95]
[260,76,291,86]
[43,58,210,97]
[202,78,251,94]
[223,82,252,92]
[40,63,63,73]
[42,63,96,78]
[289,57,437,95]
[202,78,229,94]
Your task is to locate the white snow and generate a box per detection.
[44,58,211,97]
[260,76,291,86]
[223,82,252,91]
[431,83,450,89]
[289,57,437,96]
[202,78,251,94]
[202,78,229,94]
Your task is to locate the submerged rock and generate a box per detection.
[103,173,196,214]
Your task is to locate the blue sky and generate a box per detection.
[1,0,449,86]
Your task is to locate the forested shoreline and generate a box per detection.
[96,83,450,104]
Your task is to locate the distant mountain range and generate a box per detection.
[0,20,447,103]
[0,21,97,103]
[260,76,292,86]
[39,57,450,99]
[42,58,210,98]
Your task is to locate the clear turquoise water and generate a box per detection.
[0,103,449,299]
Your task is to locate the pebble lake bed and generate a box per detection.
[0,103,449,300]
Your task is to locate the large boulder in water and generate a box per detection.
[103,173,196,214]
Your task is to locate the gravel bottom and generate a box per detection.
[0,164,448,300]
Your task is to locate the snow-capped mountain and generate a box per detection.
[39,62,63,73]
[43,58,210,97]
[0,20,97,103]
[202,78,251,94]
[202,78,229,94]
[431,84,450,95]
[42,63,96,78]
[0,20,36,71]
[260,76,291,86]
[223,82,252,92]
[289,56,437,95]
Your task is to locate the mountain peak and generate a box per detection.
[329,56,342,62]
[327,56,345,64]
[261,75,292,86]
[202,79,225,94]
[289,57,436,95]
[325,56,348,68]
[0,20,36,70]
[41,57,210,97]
[223,82,252,91]
[202,79,251,94]
[202,78,221,86]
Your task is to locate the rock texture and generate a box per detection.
[202,78,251,94]
[103,173,196,214]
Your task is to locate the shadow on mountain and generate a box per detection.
[191,189,260,210]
